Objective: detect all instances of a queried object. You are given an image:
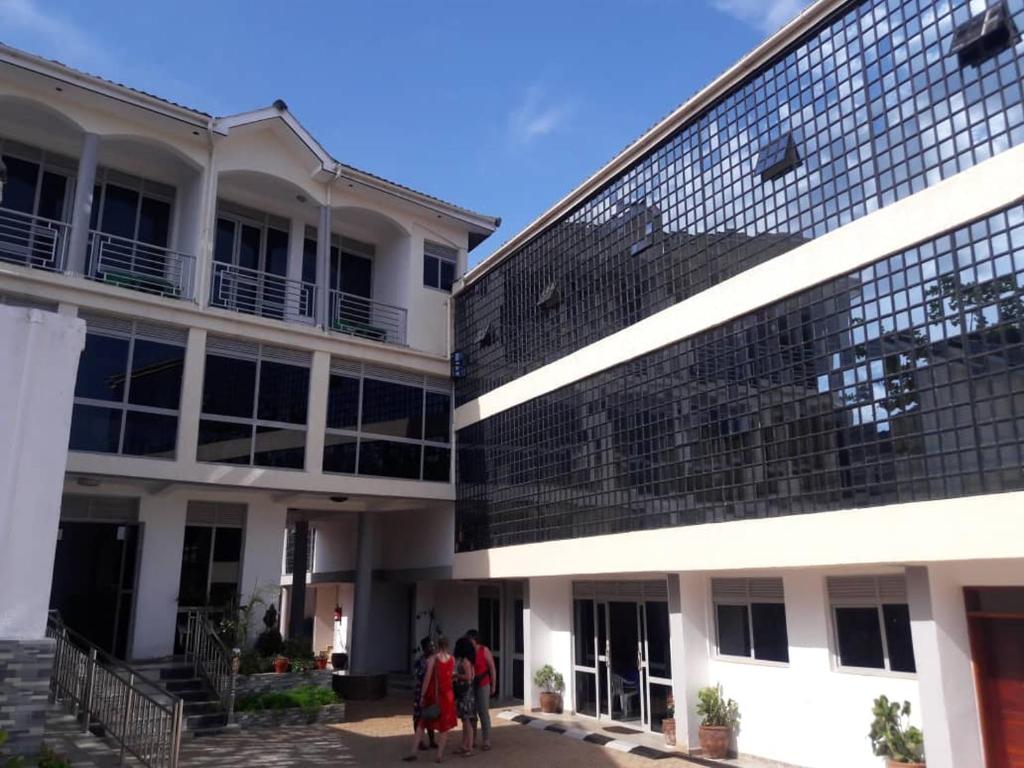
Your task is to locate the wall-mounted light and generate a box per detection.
[329,495,348,503]
[296,194,307,203]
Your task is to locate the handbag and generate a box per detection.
[421,658,442,721]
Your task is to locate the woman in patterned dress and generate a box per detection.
[412,636,457,762]
[408,637,436,755]
[452,636,478,756]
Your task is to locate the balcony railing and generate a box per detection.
[210,261,317,322]
[87,231,196,300]
[328,288,407,345]
[0,207,70,272]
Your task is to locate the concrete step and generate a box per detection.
[164,677,207,693]
[183,701,223,716]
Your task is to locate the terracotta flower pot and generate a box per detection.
[662,717,676,746]
[698,725,731,759]
[539,692,561,714]
[315,657,328,670]
[273,658,289,673]
[886,761,925,768]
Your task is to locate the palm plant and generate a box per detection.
[869,696,925,764]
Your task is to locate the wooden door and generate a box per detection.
[972,615,1024,767]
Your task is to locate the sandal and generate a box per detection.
[401,756,417,762]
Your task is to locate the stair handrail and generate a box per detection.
[46,611,184,768]
[181,607,240,725]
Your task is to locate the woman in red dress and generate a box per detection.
[413,636,457,762]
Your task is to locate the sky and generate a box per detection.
[1,0,811,265]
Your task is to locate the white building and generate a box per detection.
[0,41,498,678]
[449,1,1024,767]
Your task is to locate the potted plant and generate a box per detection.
[272,654,290,674]
[869,696,925,767]
[662,694,677,746]
[314,651,329,670]
[696,684,739,759]
[533,665,565,713]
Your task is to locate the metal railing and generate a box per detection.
[209,262,317,322]
[87,231,196,300]
[328,288,407,345]
[181,608,239,725]
[46,613,183,768]
[0,207,70,272]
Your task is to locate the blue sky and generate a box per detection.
[1,0,810,264]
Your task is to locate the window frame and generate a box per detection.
[91,167,176,248]
[711,577,790,666]
[423,241,458,293]
[198,340,310,469]
[70,317,186,459]
[827,575,917,677]
[213,206,289,275]
[0,140,75,223]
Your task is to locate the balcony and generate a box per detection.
[328,288,408,345]
[86,231,196,300]
[209,261,318,323]
[0,208,70,273]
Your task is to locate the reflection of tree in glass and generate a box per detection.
[926,274,1023,332]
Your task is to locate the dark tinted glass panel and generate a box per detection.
[69,405,122,452]
[302,238,318,284]
[137,197,170,247]
[424,391,452,442]
[202,355,256,418]
[440,260,455,292]
[882,603,916,673]
[645,601,671,676]
[257,361,309,424]
[358,440,421,479]
[423,254,438,288]
[100,184,139,239]
[575,671,597,717]
[265,228,289,276]
[197,419,252,464]
[573,599,596,667]
[456,203,1024,551]
[835,607,885,669]
[239,224,260,270]
[0,155,37,214]
[322,434,357,474]
[361,379,423,439]
[76,334,129,402]
[253,426,305,468]
[423,446,451,482]
[127,340,184,409]
[214,218,235,263]
[122,411,177,457]
[212,528,243,562]
[341,252,372,298]
[514,599,524,653]
[512,658,524,700]
[326,375,360,429]
[177,526,212,605]
[716,604,751,658]
[37,172,67,221]
[454,0,1024,405]
[751,603,789,663]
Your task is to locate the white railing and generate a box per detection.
[87,231,196,300]
[328,288,408,345]
[0,207,70,272]
[181,608,238,724]
[210,262,317,322]
[47,613,183,768]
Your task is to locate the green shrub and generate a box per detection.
[237,685,339,717]
[869,696,924,763]
[0,731,69,768]
[532,665,565,694]
[696,684,740,728]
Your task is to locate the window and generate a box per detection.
[0,140,74,270]
[69,314,185,458]
[712,578,789,663]
[423,241,457,292]
[753,133,800,182]
[176,502,246,617]
[211,204,293,319]
[828,576,916,673]
[950,2,1019,69]
[323,360,452,481]
[283,525,316,574]
[198,337,310,468]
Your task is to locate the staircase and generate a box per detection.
[132,659,229,738]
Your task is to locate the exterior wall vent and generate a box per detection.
[950,2,1020,68]
[754,133,800,182]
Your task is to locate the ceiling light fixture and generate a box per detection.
[329,496,349,503]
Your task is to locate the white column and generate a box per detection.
[66,133,99,275]
[286,217,305,321]
[178,167,211,301]
[317,205,331,328]
[524,576,573,712]
[240,497,288,642]
[304,350,329,474]
[192,166,217,308]
[175,328,206,465]
[351,512,375,673]
[0,307,85,639]
[131,495,188,659]
[675,572,711,750]
[906,565,984,768]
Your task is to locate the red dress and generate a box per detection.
[422,655,457,733]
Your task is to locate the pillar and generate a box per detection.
[905,566,985,768]
[175,327,206,465]
[0,307,85,756]
[316,205,331,328]
[286,217,306,322]
[350,512,375,673]
[239,498,288,646]
[66,133,99,275]
[288,519,310,645]
[178,166,212,301]
[304,350,329,474]
[523,576,573,712]
[672,573,711,750]
[132,495,188,659]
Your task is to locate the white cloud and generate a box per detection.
[0,0,108,70]
[710,0,813,34]
[508,85,574,144]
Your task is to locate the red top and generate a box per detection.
[474,644,491,687]
[422,655,457,733]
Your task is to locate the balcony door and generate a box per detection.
[212,210,289,318]
[0,145,72,269]
[331,237,374,327]
[89,177,173,288]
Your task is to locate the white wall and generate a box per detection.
[376,506,455,571]
[366,581,412,673]
[312,517,358,573]
[132,495,188,659]
[525,577,574,712]
[239,498,287,641]
[0,308,85,640]
[426,580,478,644]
